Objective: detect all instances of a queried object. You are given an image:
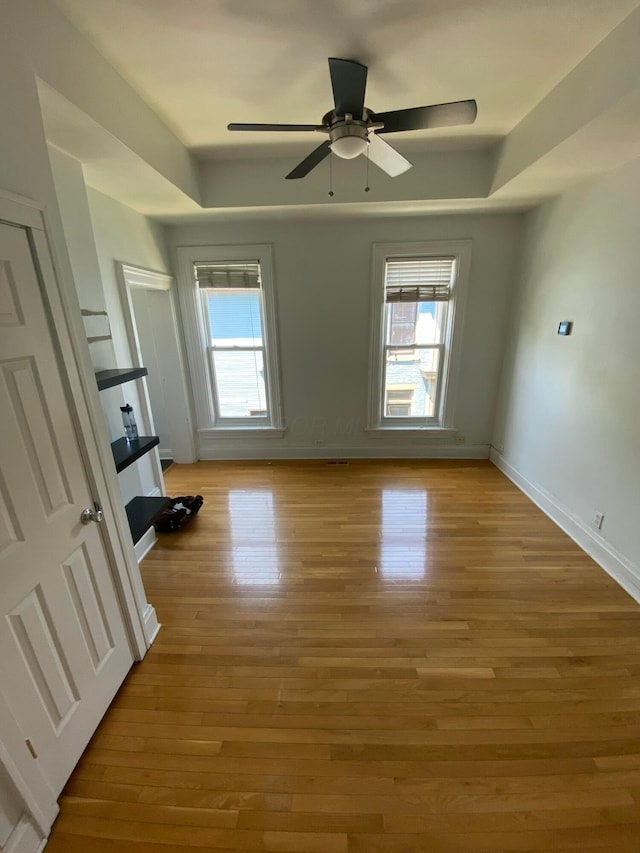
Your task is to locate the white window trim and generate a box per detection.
[176,244,284,433]
[367,239,472,432]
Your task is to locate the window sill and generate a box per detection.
[199,427,286,439]
[365,427,457,439]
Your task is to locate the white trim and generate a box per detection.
[3,817,45,853]
[176,244,284,439]
[490,449,640,604]
[115,261,196,466]
[142,603,162,645]
[0,191,43,229]
[365,427,457,439]
[119,264,172,291]
[367,239,472,432]
[134,527,157,563]
[198,444,490,460]
[198,427,286,439]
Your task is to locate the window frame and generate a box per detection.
[367,240,472,434]
[200,284,270,425]
[176,244,283,435]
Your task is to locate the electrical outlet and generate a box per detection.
[593,511,605,530]
[455,435,466,444]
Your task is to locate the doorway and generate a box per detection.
[116,263,195,465]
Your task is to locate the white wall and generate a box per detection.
[493,158,640,588]
[88,191,194,464]
[48,147,116,371]
[166,212,524,458]
[86,188,174,498]
[48,149,161,504]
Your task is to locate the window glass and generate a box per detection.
[210,350,267,418]
[383,348,440,417]
[385,302,447,346]
[207,290,263,346]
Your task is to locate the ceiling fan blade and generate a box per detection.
[285,140,332,179]
[328,57,367,118]
[372,99,477,134]
[228,123,325,132]
[367,134,412,177]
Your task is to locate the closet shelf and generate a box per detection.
[95,367,148,391]
[111,436,159,473]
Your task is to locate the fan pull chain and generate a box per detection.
[365,144,370,193]
[328,153,334,197]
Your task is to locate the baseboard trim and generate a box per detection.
[198,444,491,461]
[5,817,44,853]
[490,449,640,604]
[134,526,157,563]
[142,602,161,646]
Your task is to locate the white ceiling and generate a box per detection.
[52,0,638,157]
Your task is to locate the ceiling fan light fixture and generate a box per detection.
[330,134,368,159]
[329,122,369,159]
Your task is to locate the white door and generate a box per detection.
[130,286,174,455]
[0,220,133,796]
[118,263,195,464]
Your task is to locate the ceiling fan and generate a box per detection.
[228,57,477,180]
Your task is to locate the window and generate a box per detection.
[368,241,471,432]
[177,245,283,433]
[198,262,268,420]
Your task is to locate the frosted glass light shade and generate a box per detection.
[330,135,368,159]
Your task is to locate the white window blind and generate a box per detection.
[385,256,455,303]
[195,261,261,289]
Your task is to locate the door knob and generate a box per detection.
[80,503,104,524]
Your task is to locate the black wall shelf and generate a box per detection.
[111,436,160,473]
[97,364,166,548]
[96,367,148,391]
[125,496,170,544]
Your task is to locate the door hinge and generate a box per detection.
[25,739,38,759]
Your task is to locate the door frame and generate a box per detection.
[0,188,158,835]
[115,261,197,463]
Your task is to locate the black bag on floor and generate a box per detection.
[154,495,203,533]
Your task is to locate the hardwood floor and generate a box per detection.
[46,460,640,851]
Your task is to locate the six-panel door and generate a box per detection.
[0,221,133,796]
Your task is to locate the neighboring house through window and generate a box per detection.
[368,240,471,433]
[176,244,283,435]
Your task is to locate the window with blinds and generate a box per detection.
[369,243,469,431]
[384,256,455,304]
[380,256,454,420]
[196,260,270,421]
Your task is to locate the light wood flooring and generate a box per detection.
[46,460,640,852]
